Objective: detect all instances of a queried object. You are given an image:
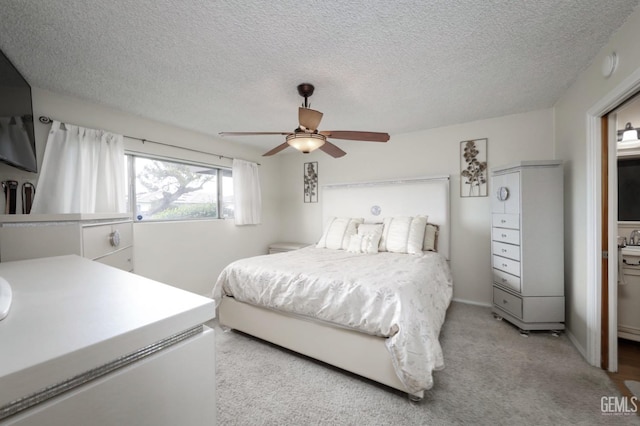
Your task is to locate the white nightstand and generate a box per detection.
[268,242,310,254]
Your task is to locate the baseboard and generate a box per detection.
[452,298,492,308]
[565,328,589,362]
[618,324,640,336]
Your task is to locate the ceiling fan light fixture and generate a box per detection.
[286,133,326,153]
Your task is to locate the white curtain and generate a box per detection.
[232,159,261,225]
[31,121,125,214]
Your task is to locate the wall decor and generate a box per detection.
[460,138,488,197]
[304,161,318,203]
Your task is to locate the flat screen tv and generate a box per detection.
[0,49,37,173]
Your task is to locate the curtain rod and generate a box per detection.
[38,116,260,166]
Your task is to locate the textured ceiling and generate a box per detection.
[0,0,638,152]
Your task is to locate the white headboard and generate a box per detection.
[321,175,451,260]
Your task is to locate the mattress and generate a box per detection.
[212,246,453,393]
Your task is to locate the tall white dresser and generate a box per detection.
[490,160,564,334]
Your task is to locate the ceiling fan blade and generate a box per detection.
[298,108,323,131]
[219,132,291,137]
[319,141,347,158]
[319,131,390,142]
[263,142,290,157]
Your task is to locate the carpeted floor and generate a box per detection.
[215,302,640,425]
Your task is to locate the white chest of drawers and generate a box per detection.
[0,213,134,272]
[490,161,564,333]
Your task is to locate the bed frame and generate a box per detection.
[219,176,451,400]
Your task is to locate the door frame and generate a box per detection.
[586,67,640,369]
[600,114,609,371]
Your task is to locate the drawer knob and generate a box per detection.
[501,219,506,223]
[502,263,508,268]
[501,249,507,252]
[501,278,507,282]
[501,234,507,238]
[109,230,121,247]
[503,299,508,304]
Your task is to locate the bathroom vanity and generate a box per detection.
[617,225,640,343]
[0,255,216,425]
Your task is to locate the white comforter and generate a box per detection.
[212,246,453,393]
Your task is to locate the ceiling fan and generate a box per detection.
[219,83,390,158]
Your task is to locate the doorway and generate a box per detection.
[586,67,640,373]
[604,96,640,396]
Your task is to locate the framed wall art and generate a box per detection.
[460,138,488,197]
[304,161,318,203]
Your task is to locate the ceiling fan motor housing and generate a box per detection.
[297,83,315,98]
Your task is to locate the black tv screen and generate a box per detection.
[0,50,37,173]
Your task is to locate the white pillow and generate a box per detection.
[379,216,408,252]
[347,234,364,253]
[407,215,428,254]
[356,223,383,254]
[316,217,364,250]
[358,223,383,237]
[379,215,428,254]
[423,223,439,252]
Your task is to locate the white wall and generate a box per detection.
[279,108,555,305]
[0,88,282,296]
[555,6,640,354]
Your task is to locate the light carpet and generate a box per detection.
[626,381,640,398]
[215,302,639,425]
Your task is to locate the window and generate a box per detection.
[125,155,233,221]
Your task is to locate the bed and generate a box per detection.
[212,176,452,400]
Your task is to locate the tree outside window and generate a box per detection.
[127,156,233,221]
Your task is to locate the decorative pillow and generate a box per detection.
[407,215,428,254]
[379,215,428,254]
[379,216,408,252]
[357,223,383,254]
[316,217,364,250]
[423,223,439,252]
[347,234,364,253]
[357,223,383,237]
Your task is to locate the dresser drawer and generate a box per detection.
[94,247,134,272]
[491,227,520,245]
[492,241,520,261]
[492,214,519,230]
[493,286,523,318]
[492,255,521,277]
[82,221,133,260]
[493,268,521,292]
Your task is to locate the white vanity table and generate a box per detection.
[0,255,216,425]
